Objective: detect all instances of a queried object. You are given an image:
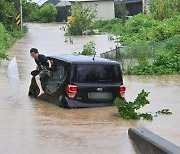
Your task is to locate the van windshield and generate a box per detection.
[72,64,122,83]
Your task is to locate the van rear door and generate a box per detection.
[70,64,123,103]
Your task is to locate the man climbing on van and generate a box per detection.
[30,48,52,97]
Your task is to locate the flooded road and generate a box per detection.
[0,23,180,154]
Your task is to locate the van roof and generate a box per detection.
[49,54,119,64]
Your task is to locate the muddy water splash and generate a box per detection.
[0,23,179,154]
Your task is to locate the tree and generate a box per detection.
[0,0,17,31]
[22,0,40,22]
[39,4,57,23]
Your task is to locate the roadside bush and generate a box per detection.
[0,0,28,59]
[39,4,57,23]
[0,0,17,31]
[0,23,14,59]
[67,2,97,35]
[0,23,28,59]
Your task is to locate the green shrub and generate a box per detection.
[67,2,97,35]
[0,23,14,59]
[150,0,180,20]
[39,4,57,23]
[94,14,180,46]
[0,23,28,59]
[75,41,96,56]
[0,0,17,31]
[81,41,96,55]
[23,2,58,23]
[23,1,40,22]
[0,0,28,59]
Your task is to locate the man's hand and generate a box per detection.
[36,65,39,70]
[47,60,52,69]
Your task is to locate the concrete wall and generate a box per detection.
[71,1,115,20]
[128,128,180,154]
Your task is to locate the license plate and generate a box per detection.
[88,92,113,100]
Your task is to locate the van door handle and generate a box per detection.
[57,83,60,88]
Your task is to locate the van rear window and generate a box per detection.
[72,64,122,83]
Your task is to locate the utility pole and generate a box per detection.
[20,0,23,30]
[122,0,126,26]
[142,0,150,14]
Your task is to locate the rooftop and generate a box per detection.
[43,0,60,5]
[69,0,114,2]
[49,54,119,64]
[115,0,142,3]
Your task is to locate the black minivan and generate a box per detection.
[28,55,126,108]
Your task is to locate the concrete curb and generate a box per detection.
[128,128,180,154]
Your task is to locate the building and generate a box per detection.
[115,0,142,16]
[43,0,60,5]
[55,1,71,22]
[69,0,115,20]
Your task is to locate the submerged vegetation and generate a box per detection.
[74,41,96,56]
[66,2,97,36]
[115,90,172,120]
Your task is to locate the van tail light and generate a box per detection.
[66,84,77,99]
[120,85,126,99]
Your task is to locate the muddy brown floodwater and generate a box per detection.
[0,23,180,154]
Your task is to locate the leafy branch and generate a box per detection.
[115,90,172,120]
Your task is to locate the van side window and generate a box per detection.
[52,66,65,81]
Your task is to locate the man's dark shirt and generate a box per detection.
[35,54,49,69]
